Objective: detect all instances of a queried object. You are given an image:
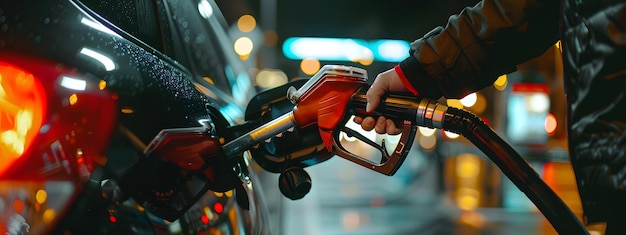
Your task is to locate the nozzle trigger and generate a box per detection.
[331,118,417,176]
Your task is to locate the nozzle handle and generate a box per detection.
[349,87,447,129]
[328,87,424,176]
[349,88,419,126]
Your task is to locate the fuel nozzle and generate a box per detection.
[333,88,445,176]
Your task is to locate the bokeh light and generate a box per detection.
[234,37,254,57]
[237,14,256,32]
[545,113,557,135]
[493,74,508,91]
[460,93,477,107]
[300,58,320,76]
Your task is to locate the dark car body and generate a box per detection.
[0,0,271,234]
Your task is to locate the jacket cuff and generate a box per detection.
[398,55,443,99]
[393,65,418,96]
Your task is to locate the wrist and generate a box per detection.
[393,65,418,96]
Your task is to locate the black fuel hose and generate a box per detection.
[441,105,589,235]
[349,88,588,234]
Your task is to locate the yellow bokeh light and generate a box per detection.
[238,54,251,61]
[69,93,78,105]
[457,188,480,211]
[237,15,256,33]
[456,153,480,178]
[203,76,215,85]
[358,56,373,66]
[99,80,107,90]
[234,37,254,57]
[493,74,508,91]
[469,93,487,114]
[457,194,479,211]
[446,99,463,109]
[36,189,48,204]
[255,69,288,88]
[357,49,374,66]
[43,209,56,224]
[300,58,320,76]
[121,108,135,114]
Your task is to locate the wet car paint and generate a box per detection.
[0,0,270,234]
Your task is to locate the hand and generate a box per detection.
[353,67,410,135]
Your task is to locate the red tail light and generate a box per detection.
[0,62,46,175]
[0,54,118,234]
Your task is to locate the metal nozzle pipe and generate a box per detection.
[223,111,297,159]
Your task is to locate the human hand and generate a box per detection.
[352,67,410,135]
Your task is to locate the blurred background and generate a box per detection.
[213,1,606,234]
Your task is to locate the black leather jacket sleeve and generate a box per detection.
[398,0,560,99]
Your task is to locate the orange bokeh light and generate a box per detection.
[545,113,557,136]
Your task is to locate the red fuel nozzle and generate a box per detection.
[287,65,423,175]
[222,65,427,175]
[288,66,369,152]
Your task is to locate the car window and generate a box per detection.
[159,0,255,108]
[79,0,165,52]
[160,0,233,96]
[78,0,255,122]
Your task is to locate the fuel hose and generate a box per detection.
[426,99,589,235]
[348,88,588,234]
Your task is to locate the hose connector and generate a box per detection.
[416,98,448,129]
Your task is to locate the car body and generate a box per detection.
[0,0,272,234]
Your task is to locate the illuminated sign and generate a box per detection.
[282,37,410,62]
[506,83,550,144]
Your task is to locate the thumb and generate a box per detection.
[366,75,389,113]
[366,95,380,113]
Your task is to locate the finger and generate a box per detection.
[366,78,388,113]
[361,116,376,131]
[375,116,387,134]
[386,119,401,135]
[353,116,363,124]
[366,93,381,113]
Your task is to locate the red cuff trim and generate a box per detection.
[394,65,419,96]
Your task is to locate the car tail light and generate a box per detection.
[0,62,46,175]
[0,54,118,234]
